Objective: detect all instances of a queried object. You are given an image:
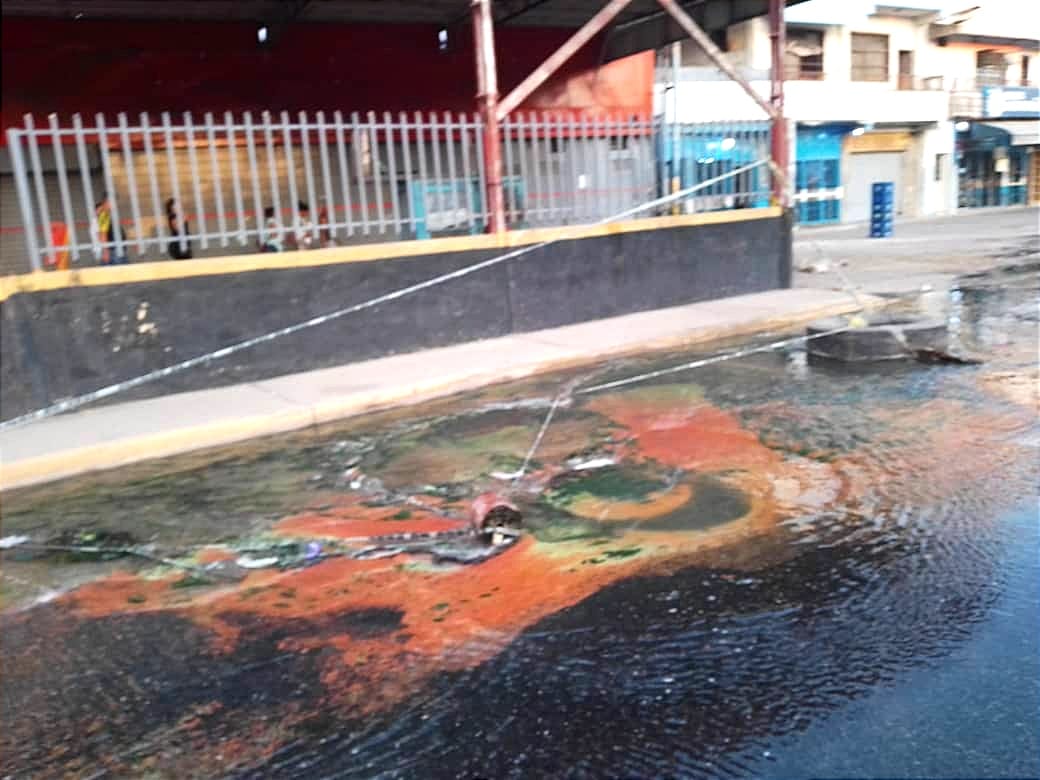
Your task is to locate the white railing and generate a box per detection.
[4,111,771,273]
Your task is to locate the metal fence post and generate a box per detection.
[72,113,100,261]
[300,111,321,243]
[352,111,371,236]
[49,113,79,263]
[140,113,166,253]
[400,111,416,233]
[160,112,185,259]
[205,112,229,247]
[334,110,355,238]
[7,127,42,272]
[367,111,387,234]
[24,115,57,267]
[96,113,125,263]
[117,112,146,255]
[317,111,336,240]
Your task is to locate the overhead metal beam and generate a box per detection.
[496,0,636,121]
[495,0,555,25]
[654,0,779,121]
[603,0,800,63]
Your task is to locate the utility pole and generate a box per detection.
[472,0,506,233]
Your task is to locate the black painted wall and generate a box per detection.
[1,215,791,421]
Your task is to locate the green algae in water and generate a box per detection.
[580,547,642,565]
[637,473,750,532]
[602,547,642,559]
[532,520,615,544]
[172,574,214,589]
[607,383,705,406]
[544,466,669,511]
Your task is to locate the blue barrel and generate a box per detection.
[869,182,894,238]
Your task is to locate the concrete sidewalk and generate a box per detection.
[794,206,1039,296]
[0,288,873,491]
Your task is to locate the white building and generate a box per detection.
[656,0,1039,223]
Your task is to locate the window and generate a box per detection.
[785,27,824,80]
[851,33,889,82]
[976,50,1007,86]
[1021,55,1031,87]
[935,153,947,182]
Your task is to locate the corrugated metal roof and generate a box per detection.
[1,0,808,61]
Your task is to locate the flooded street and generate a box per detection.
[2,268,1037,779]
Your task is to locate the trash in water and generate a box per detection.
[0,535,30,549]
[235,555,281,569]
[489,470,524,481]
[354,546,406,561]
[567,456,616,471]
[469,492,523,541]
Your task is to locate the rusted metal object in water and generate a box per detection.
[469,492,523,544]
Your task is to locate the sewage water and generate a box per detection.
[1,269,1037,779]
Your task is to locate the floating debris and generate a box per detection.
[236,555,281,569]
[0,535,30,549]
[568,456,616,471]
[489,470,524,481]
[468,492,523,544]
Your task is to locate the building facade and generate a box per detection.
[938,4,1040,208]
[655,0,1039,224]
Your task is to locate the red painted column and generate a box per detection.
[768,0,788,207]
[472,0,506,233]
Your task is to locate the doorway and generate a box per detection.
[898,50,914,90]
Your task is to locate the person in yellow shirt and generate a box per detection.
[94,193,127,264]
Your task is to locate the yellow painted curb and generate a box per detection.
[0,293,876,493]
[0,208,781,302]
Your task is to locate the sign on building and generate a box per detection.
[982,87,1040,119]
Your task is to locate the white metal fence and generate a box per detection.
[4,111,771,273]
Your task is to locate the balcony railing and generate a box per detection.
[898,74,945,91]
[950,77,1038,92]
[783,66,944,90]
[784,62,825,81]
[949,77,1039,117]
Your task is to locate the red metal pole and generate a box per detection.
[472,0,506,233]
[769,0,788,206]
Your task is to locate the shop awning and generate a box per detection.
[979,121,1040,147]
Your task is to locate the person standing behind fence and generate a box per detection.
[289,201,315,251]
[165,197,193,260]
[260,206,283,252]
[94,193,128,265]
